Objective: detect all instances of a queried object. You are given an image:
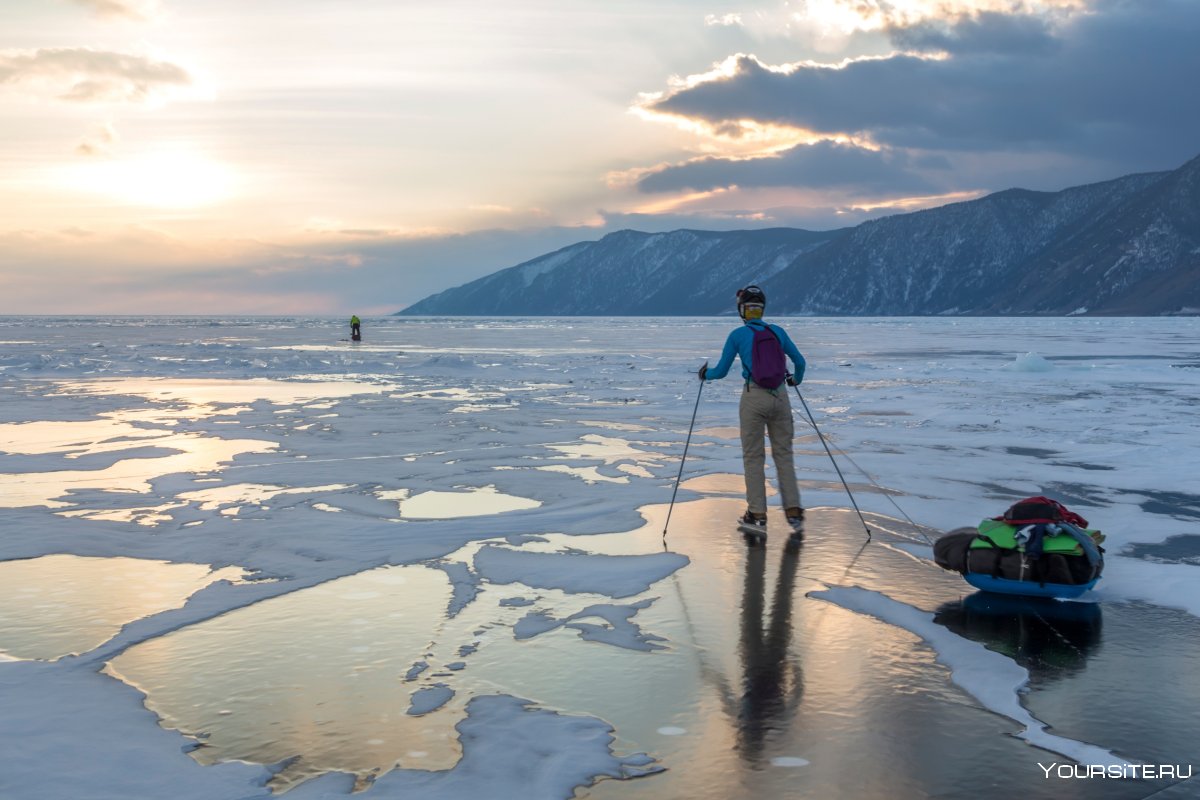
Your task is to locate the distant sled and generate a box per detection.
[935,496,1105,600]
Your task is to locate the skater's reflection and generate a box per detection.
[726,534,805,764]
[933,593,1103,680]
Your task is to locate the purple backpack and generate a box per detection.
[750,324,787,389]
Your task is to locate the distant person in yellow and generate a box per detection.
[350,315,361,341]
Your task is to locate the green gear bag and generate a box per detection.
[970,519,1094,555]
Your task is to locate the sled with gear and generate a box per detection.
[934,496,1105,599]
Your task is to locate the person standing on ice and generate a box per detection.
[350,315,361,341]
[699,285,807,535]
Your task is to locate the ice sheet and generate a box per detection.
[1,315,1197,798]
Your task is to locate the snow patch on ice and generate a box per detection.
[474,545,688,598]
[407,684,454,716]
[533,464,630,484]
[0,661,277,800]
[372,695,663,795]
[513,598,666,651]
[1090,556,1200,618]
[436,561,480,618]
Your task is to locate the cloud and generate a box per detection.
[635,140,937,195]
[705,13,742,27]
[76,121,119,156]
[0,48,190,103]
[645,1,1200,169]
[887,10,1061,55]
[68,0,161,21]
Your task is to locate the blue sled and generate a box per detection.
[963,573,1099,599]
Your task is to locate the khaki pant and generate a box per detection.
[739,383,801,515]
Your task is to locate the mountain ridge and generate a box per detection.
[399,155,1200,316]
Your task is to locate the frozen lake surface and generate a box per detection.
[1,315,1198,798]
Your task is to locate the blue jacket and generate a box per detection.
[705,320,806,384]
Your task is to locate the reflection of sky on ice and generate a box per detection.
[0,555,246,661]
[0,415,277,510]
[1,315,1198,798]
[377,485,541,518]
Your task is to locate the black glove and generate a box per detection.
[786,373,797,386]
[698,364,708,381]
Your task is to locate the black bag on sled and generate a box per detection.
[933,529,978,574]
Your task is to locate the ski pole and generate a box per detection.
[791,383,872,540]
[663,364,706,545]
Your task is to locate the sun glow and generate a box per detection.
[846,189,984,213]
[63,149,236,208]
[796,0,1087,36]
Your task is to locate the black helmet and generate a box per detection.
[737,285,766,318]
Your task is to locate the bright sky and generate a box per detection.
[2,0,1197,313]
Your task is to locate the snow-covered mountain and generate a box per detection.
[399,155,1200,316]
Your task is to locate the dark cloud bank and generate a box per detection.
[641,0,1200,196]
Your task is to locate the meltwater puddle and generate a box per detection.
[0,377,403,514]
[102,499,1198,798]
[375,485,541,519]
[104,525,684,791]
[51,377,397,409]
[0,555,246,661]
[545,433,668,466]
[106,565,462,791]
[481,433,671,485]
[0,420,276,511]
